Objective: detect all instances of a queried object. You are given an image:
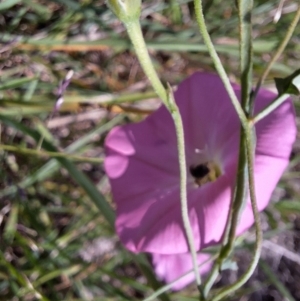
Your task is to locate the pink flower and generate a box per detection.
[104,72,296,289]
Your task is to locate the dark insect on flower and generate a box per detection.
[190,162,221,186]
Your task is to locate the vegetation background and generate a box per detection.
[0,0,300,300]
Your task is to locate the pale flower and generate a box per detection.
[105,72,296,289]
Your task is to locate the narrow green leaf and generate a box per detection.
[0,77,38,91]
[22,0,52,19]
[260,260,296,301]
[275,200,300,213]
[23,76,39,101]
[0,115,123,198]
[33,265,82,287]
[0,0,21,11]
[3,203,19,242]
[0,115,115,228]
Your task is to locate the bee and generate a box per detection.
[189,161,221,186]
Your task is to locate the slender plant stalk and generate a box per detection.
[220,0,254,264]
[238,0,253,115]
[193,0,248,129]
[0,144,103,163]
[201,132,248,299]
[124,21,167,103]
[194,0,251,300]
[252,4,300,105]
[220,0,253,257]
[210,126,262,301]
[124,18,201,288]
[198,0,258,298]
[252,93,290,124]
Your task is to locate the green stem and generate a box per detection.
[167,88,202,289]
[0,144,103,163]
[193,0,248,129]
[124,18,201,287]
[210,126,262,301]
[220,0,253,259]
[251,4,300,106]
[220,132,248,255]
[238,0,253,115]
[252,93,290,124]
[124,20,168,104]
[201,1,254,297]
[201,133,248,298]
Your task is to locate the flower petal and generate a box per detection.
[237,93,296,233]
[105,72,296,255]
[152,252,211,291]
[254,89,296,160]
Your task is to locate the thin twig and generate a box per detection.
[252,4,300,106]
[123,16,201,288]
[0,144,103,163]
[193,0,248,129]
[211,126,262,301]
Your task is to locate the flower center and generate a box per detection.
[189,161,221,186]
